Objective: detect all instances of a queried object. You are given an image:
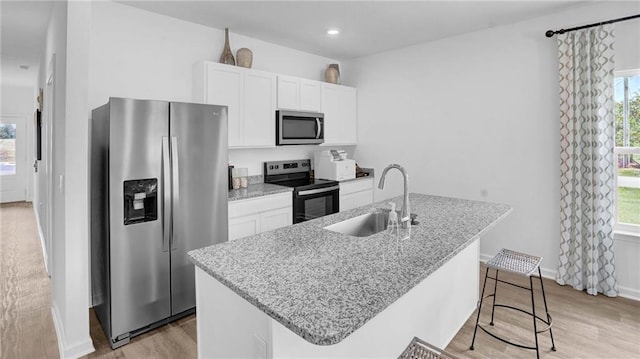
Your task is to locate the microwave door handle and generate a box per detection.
[315,118,322,139]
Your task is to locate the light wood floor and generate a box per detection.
[445,267,640,358]
[0,202,58,359]
[2,202,639,358]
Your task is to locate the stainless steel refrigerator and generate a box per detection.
[90,97,228,349]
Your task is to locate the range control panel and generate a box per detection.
[264,159,310,176]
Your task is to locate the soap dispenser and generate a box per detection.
[387,202,399,236]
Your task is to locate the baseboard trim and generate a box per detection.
[51,304,95,359]
[32,206,49,274]
[479,253,640,301]
[62,339,95,359]
[618,286,640,301]
[51,304,66,359]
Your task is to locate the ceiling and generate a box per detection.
[118,1,584,60]
[1,1,588,86]
[1,1,53,86]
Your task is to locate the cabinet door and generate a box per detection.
[277,76,299,110]
[206,64,243,147]
[322,84,357,145]
[260,207,292,232]
[339,193,358,212]
[244,70,276,147]
[229,214,260,241]
[353,190,373,208]
[299,79,321,112]
[340,190,373,212]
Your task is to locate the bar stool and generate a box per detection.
[399,336,458,359]
[469,248,556,358]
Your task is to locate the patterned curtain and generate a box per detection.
[556,24,619,297]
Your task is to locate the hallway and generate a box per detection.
[0,202,58,358]
[0,202,197,359]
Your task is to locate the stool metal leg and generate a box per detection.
[489,269,499,326]
[470,267,490,350]
[537,267,557,351]
[529,276,540,359]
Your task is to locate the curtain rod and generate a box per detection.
[545,14,640,37]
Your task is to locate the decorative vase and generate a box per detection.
[219,28,235,65]
[236,48,253,68]
[325,63,340,84]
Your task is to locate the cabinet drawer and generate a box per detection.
[340,178,374,195]
[340,190,373,212]
[228,192,292,218]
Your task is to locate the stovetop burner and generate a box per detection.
[263,159,338,190]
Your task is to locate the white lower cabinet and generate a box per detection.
[339,178,374,212]
[228,214,261,241]
[228,192,293,241]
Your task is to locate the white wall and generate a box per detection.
[89,1,346,176]
[0,84,36,201]
[42,4,69,353]
[38,1,94,358]
[344,2,640,299]
[62,1,93,357]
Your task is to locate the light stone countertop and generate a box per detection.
[338,175,374,184]
[189,193,512,346]
[228,183,292,202]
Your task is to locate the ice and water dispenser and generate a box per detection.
[123,179,158,225]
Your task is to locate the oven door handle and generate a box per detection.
[298,185,339,196]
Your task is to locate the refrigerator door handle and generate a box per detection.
[162,137,171,252]
[170,136,180,251]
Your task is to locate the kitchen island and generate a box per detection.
[189,193,512,358]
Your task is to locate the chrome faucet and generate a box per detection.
[378,164,410,229]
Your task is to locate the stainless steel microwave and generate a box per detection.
[276,110,324,145]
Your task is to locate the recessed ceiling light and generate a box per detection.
[327,29,340,36]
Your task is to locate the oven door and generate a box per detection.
[293,185,339,223]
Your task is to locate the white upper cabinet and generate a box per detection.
[195,62,357,147]
[194,61,276,148]
[244,70,277,147]
[276,76,300,110]
[322,83,357,145]
[277,75,321,112]
[299,80,322,112]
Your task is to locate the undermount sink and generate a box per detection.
[324,211,391,237]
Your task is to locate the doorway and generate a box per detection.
[0,116,27,203]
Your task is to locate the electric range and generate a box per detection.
[264,159,339,223]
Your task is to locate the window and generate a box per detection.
[0,122,17,176]
[614,71,640,233]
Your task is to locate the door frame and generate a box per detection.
[43,57,55,275]
[0,114,27,203]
